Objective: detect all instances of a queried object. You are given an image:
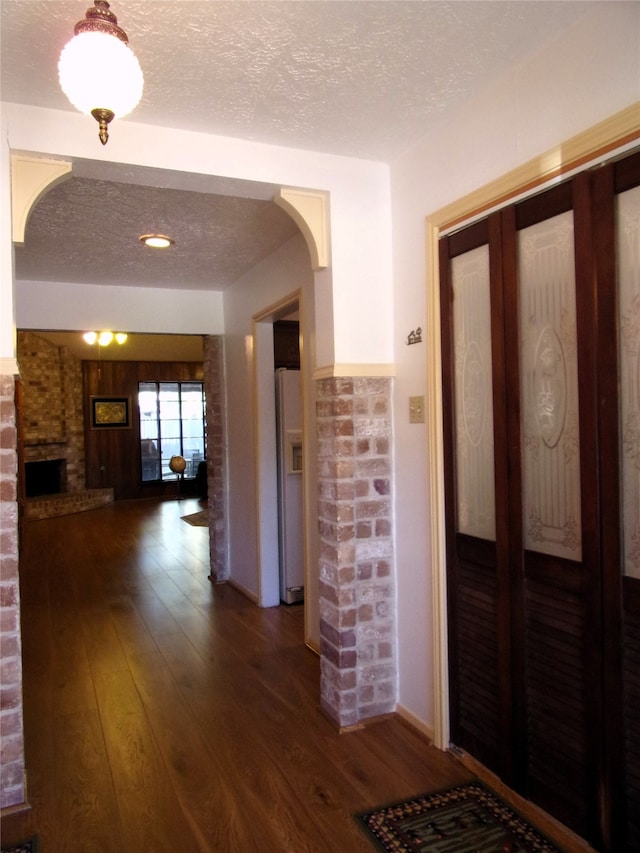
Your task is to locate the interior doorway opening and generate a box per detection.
[253,295,306,613]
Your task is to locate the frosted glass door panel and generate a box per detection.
[519,212,582,560]
[452,245,496,540]
[618,185,640,578]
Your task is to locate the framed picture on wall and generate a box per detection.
[91,396,131,429]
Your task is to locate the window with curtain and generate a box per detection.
[138,381,206,481]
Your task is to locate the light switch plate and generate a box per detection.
[409,395,425,423]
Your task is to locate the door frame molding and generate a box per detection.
[253,292,303,610]
[426,102,640,751]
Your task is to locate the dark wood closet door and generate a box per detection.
[506,178,601,842]
[440,214,515,783]
[440,152,640,851]
[592,151,640,853]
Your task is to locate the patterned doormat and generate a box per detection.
[356,782,562,852]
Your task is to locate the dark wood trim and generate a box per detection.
[613,147,640,193]
[447,216,489,256]
[523,550,585,595]
[573,169,606,849]
[487,209,518,786]
[456,534,496,567]
[623,575,640,610]
[499,202,528,793]
[438,234,462,742]
[591,160,626,852]
[515,179,573,230]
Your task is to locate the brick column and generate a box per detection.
[316,376,396,728]
[0,372,26,809]
[60,344,86,492]
[203,336,228,581]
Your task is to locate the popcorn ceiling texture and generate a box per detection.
[15,179,299,291]
[1,1,596,161]
[3,1,598,292]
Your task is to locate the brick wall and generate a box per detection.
[203,336,228,581]
[59,344,85,492]
[0,371,26,809]
[18,332,64,445]
[17,332,85,492]
[316,376,396,727]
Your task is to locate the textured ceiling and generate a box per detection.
[1,1,603,317]
[15,177,299,290]
[1,1,600,161]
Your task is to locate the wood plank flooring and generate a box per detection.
[2,497,471,851]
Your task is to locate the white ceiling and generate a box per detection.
[14,176,300,290]
[1,1,603,352]
[1,1,600,161]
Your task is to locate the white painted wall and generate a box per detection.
[15,279,225,335]
[390,3,640,732]
[223,233,314,604]
[1,103,392,369]
[0,107,16,370]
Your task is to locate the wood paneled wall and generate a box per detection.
[83,361,204,501]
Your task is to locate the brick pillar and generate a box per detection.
[316,376,396,728]
[60,345,86,492]
[0,372,26,809]
[203,336,228,581]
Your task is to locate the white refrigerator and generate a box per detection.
[275,368,304,604]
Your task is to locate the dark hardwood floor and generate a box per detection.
[2,497,472,851]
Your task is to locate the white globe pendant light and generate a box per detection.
[58,1,143,145]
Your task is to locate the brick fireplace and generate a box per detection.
[18,333,113,520]
[24,458,65,497]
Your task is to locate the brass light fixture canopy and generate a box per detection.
[58,1,143,145]
[71,0,130,41]
[91,108,115,146]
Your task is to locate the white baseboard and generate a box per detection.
[226,577,259,605]
[396,704,436,744]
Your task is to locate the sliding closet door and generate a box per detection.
[441,175,608,849]
[440,216,514,780]
[508,179,601,840]
[592,151,640,853]
[442,152,640,851]
[616,162,640,853]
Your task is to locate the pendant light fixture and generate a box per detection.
[58,0,143,145]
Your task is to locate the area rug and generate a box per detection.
[356,781,561,852]
[181,509,208,526]
[1,838,38,853]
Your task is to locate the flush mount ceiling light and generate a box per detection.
[58,0,143,145]
[139,234,175,249]
[83,331,128,346]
